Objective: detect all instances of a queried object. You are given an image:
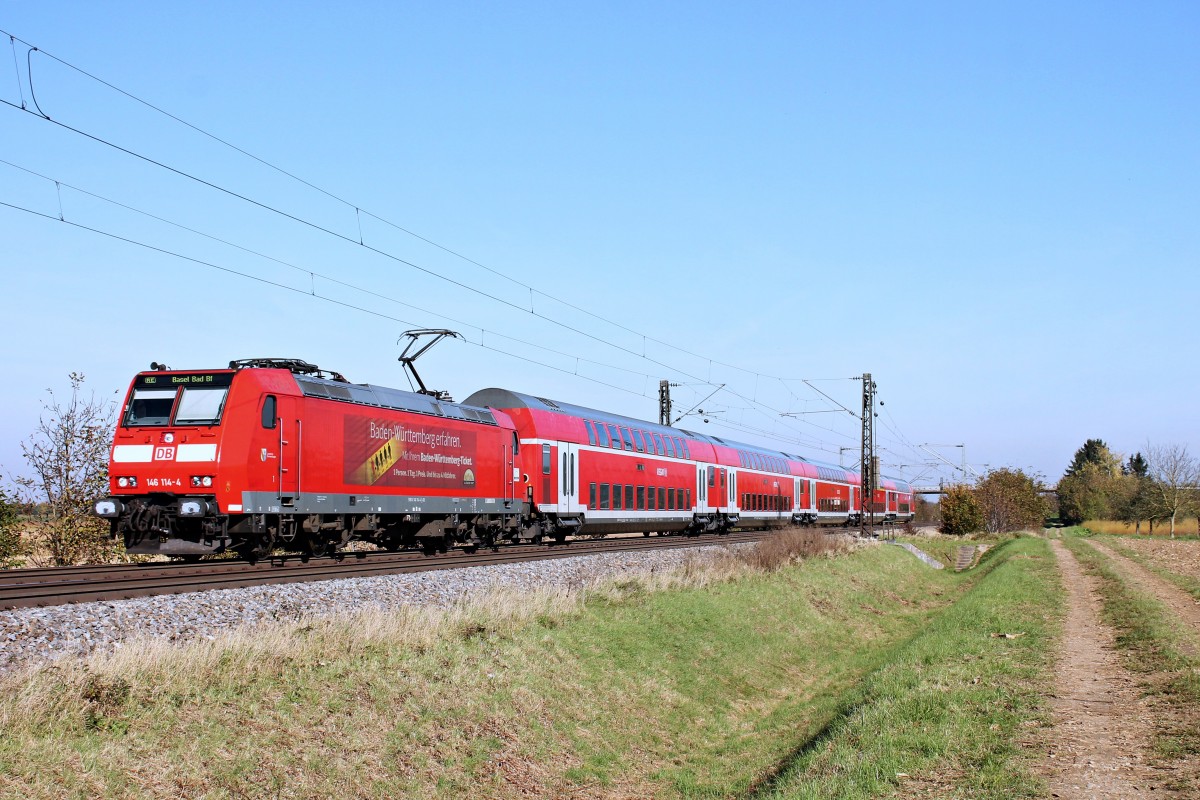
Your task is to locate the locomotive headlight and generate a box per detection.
[117,477,129,488]
[191,475,214,488]
[190,476,201,488]
[201,476,213,488]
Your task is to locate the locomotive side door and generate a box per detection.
[276,396,300,504]
[557,442,578,514]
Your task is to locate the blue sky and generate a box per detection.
[1,1,1197,487]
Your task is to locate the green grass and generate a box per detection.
[1062,536,1200,787]
[0,540,1058,798]
[757,537,1057,799]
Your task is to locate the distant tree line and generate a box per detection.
[935,439,1200,538]
[1056,438,1199,537]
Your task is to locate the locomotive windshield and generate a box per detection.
[174,387,229,425]
[123,386,230,427]
[124,389,176,426]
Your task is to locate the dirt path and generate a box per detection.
[1088,540,1200,653]
[1043,539,1167,798]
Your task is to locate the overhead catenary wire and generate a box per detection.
[0,193,868,461]
[0,101,864,447]
[0,28,874,387]
[0,198,656,400]
[0,29,908,455]
[0,157,661,383]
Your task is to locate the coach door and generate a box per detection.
[277,396,300,505]
[505,432,518,510]
[558,442,578,513]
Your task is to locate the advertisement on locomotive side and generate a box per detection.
[343,416,478,489]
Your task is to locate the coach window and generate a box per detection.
[589,483,597,508]
[619,428,634,451]
[632,430,646,453]
[707,466,715,487]
[647,486,656,510]
[542,444,552,475]
[636,486,645,510]
[664,437,676,458]
[585,421,597,446]
[261,395,277,429]
[624,485,634,509]
[606,425,621,449]
[667,488,675,510]
[685,488,692,509]
[650,433,663,456]
[595,424,610,448]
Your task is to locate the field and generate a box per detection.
[2,530,1199,798]
[1084,517,1200,536]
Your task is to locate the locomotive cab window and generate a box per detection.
[174,387,229,426]
[261,395,277,429]
[123,389,177,427]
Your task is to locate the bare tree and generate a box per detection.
[1144,443,1200,539]
[15,373,117,565]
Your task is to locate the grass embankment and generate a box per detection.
[0,536,1056,799]
[1062,536,1200,790]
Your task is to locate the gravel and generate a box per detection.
[0,544,737,675]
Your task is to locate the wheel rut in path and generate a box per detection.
[1043,539,1167,799]
[1087,539,1200,654]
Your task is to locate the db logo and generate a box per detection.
[154,446,176,461]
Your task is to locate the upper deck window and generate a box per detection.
[123,389,177,427]
[174,387,229,426]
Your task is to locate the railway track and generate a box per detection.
[0,530,775,611]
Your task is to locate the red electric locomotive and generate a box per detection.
[95,360,914,559]
[95,359,527,559]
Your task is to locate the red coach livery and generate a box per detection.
[96,359,913,559]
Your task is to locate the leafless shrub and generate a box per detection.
[739,528,844,572]
[12,374,120,565]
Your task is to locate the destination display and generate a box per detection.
[136,372,235,388]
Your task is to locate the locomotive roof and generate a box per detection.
[290,374,503,426]
[462,388,910,490]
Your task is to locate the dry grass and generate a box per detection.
[1085,518,1200,536]
[1,540,972,799]
[737,528,847,572]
